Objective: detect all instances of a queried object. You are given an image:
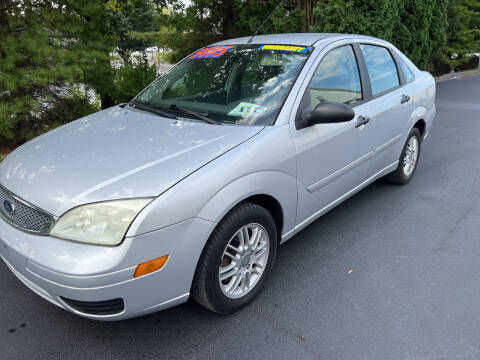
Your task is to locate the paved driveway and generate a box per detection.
[1,73,480,360]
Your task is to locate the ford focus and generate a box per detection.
[0,33,435,320]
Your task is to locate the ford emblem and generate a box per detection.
[3,200,15,215]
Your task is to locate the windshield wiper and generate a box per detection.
[167,104,221,125]
[129,101,177,119]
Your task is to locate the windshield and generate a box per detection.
[134,44,312,125]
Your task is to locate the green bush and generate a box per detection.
[0,52,158,148]
[0,0,117,147]
[9,86,100,146]
[110,55,159,104]
[312,0,448,70]
[457,56,480,71]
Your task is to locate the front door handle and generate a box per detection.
[400,94,411,104]
[355,115,370,128]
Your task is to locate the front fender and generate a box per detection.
[127,125,298,237]
[196,171,297,236]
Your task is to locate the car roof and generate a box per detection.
[213,33,380,47]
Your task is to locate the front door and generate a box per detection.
[291,44,375,225]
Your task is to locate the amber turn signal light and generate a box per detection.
[134,255,169,278]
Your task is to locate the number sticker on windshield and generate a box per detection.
[189,46,233,59]
[228,102,266,117]
[258,44,308,53]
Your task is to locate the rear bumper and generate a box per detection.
[0,216,216,320]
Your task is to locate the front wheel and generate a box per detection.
[191,202,277,314]
[386,127,422,185]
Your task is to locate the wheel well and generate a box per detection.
[243,194,283,243]
[414,119,426,138]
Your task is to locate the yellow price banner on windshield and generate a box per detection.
[259,45,308,53]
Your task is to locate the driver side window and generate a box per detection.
[305,45,363,110]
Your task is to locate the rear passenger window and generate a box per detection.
[360,45,400,95]
[397,58,415,83]
[306,45,362,107]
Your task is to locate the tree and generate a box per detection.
[442,0,480,70]
[140,0,304,63]
[0,0,117,145]
[146,0,451,69]
[110,54,159,103]
[312,0,448,69]
[393,0,448,69]
[312,0,401,41]
[0,0,477,149]
[0,0,163,146]
[300,0,317,32]
[108,0,158,64]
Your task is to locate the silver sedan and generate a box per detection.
[0,33,435,320]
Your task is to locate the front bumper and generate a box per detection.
[0,216,216,320]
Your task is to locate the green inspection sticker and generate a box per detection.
[228,102,266,116]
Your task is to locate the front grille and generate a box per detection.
[0,185,55,234]
[61,297,125,315]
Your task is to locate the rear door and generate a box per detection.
[357,43,414,173]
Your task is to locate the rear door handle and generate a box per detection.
[400,94,411,104]
[355,115,370,128]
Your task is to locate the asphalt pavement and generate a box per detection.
[1,73,480,360]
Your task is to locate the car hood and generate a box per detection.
[0,106,263,216]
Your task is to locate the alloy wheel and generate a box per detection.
[403,135,419,177]
[218,223,269,299]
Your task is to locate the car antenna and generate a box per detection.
[247,0,285,44]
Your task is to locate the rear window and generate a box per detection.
[360,44,400,95]
[397,58,415,83]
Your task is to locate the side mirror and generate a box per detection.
[296,102,355,130]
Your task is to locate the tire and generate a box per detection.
[386,127,422,185]
[191,202,277,314]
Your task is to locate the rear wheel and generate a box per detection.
[191,202,277,314]
[386,127,422,185]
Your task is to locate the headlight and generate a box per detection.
[50,198,153,246]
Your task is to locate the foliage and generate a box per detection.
[145,0,460,71]
[441,0,480,70]
[312,0,401,42]
[138,0,305,64]
[108,0,158,63]
[1,0,479,148]
[396,0,449,70]
[0,0,163,147]
[0,0,115,146]
[21,86,100,141]
[110,55,159,103]
[312,0,449,70]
